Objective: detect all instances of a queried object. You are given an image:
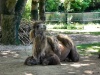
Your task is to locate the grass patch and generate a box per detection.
[64,31,100,35]
[47,22,100,35]
[47,22,100,31]
[89,32,100,35]
[77,43,100,56]
[46,23,84,29]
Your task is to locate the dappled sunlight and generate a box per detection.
[93,46,100,49]
[70,63,90,68]
[90,63,95,65]
[80,64,90,66]
[69,56,97,68]
[46,23,100,34]
[84,24,100,31]
[83,59,92,62]
[85,46,99,54]
[24,72,33,75]
[0,50,19,58]
[60,0,64,3]
[84,70,93,74]
[70,63,82,68]
[0,49,100,75]
[61,63,68,66]
[68,71,76,74]
[87,49,98,53]
[60,56,100,75]
[77,43,100,57]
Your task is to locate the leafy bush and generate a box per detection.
[64,0,91,12]
[53,24,67,29]
[45,0,60,12]
[52,23,84,29]
[22,0,31,20]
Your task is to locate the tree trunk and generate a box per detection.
[0,13,1,27]
[31,0,38,20]
[39,0,46,21]
[1,0,16,44]
[0,0,1,26]
[0,0,6,26]
[0,0,27,45]
[15,0,27,44]
[1,15,15,44]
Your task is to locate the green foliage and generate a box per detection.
[53,24,67,29]
[89,32,100,35]
[45,0,60,12]
[77,43,100,50]
[98,49,100,53]
[64,0,91,12]
[58,3,64,12]
[77,43,100,56]
[22,0,31,20]
[53,24,76,29]
[52,23,84,29]
[64,0,72,12]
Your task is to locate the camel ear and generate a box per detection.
[29,30,34,42]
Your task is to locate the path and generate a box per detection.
[0,34,100,75]
[0,50,100,75]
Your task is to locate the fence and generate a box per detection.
[45,12,100,23]
[45,12,66,22]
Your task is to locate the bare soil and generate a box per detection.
[0,34,100,75]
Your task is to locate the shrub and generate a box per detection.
[64,0,91,12]
[22,0,31,20]
[45,0,60,12]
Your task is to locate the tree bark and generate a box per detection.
[15,0,27,44]
[31,0,38,20]
[0,0,7,26]
[0,0,27,45]
[39,0,46,21]
[0,13,1,26]
[0,1,1,26]
[1,15,15,44]
[1,0,16,44]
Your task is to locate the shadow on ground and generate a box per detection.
[0,48,100,75]
[0,34,100,75]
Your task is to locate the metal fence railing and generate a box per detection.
[45,12,100,23]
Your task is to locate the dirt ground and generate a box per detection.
[0,34,100,75]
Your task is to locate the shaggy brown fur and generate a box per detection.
[24,22,79,65]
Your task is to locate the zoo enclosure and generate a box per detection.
[45,12,100,23]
